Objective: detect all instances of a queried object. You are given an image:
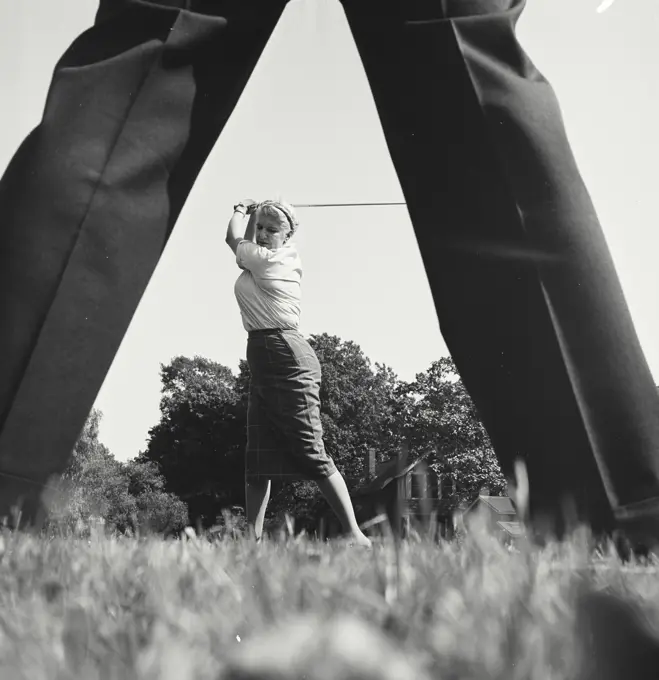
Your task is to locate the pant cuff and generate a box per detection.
[615,496,659,522]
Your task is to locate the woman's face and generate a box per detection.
[255,209,292,251]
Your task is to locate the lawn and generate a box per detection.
[1,519,658,680]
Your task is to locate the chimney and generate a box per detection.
[364,447,376,480]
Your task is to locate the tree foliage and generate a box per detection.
[140,335,507,529]
[398,358,506,503]
[310,334,407,480]
[48,410,188,535]
[144,356,245,524]
[124,457,189,534]
[55,343,508,533]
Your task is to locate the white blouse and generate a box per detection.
[233,240,302,332]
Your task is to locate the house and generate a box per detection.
[348,444,457,539]
[459,494,525,542]
[315,445,520,542]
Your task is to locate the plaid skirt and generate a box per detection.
[245,329,338,482]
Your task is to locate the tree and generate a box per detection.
[141,339,504,530]
[124,458,189,534]
[49,408,137,532]
[143,356,246,525]
[399,358,506,504]
[143,338,410,529]
[48,410,189,535]
[310,333,407,480]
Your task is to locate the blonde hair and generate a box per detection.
[257,199,299,235]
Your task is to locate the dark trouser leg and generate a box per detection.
[0,0,288,522]
[341,0,659,536]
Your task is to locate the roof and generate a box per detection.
[353,456,425,497]
[480,496,517,514]
[496,521,525,538]
[465,495,517,515]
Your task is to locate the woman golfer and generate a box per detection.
[226,198,371,546]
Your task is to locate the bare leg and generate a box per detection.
[317,470,371,546]
[245,478,271,540]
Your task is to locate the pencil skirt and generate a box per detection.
[245,330,337,482]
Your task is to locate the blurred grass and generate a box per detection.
[1,517,659,680]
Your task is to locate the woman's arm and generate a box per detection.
[243,210,258,243]
[225,199,257,254]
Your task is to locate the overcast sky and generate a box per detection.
[1,0,656,461]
